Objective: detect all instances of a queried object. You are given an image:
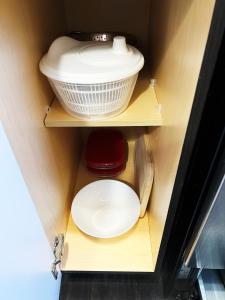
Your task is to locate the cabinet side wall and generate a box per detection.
[0,0,80,245]
[147,0,215,266]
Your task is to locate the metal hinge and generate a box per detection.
[51,234,64,280]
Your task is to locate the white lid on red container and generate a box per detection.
[39,36,144,84]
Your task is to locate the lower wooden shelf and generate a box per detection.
[62,213,154,272]
[62,133,154,272]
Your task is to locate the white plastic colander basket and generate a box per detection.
[49,75,137,119]
[40,36,144,120]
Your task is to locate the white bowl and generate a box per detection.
[71,180,140,238]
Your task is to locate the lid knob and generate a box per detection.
[112,36,128,54]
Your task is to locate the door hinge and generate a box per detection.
[51,234,64,280]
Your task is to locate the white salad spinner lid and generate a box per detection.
[39,36,144,84]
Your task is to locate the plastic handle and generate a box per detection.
[112,36,128,54]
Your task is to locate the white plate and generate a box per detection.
[71,180,140,238]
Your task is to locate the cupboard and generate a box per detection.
[0,0,216,274]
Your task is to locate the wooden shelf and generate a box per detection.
[45,78,162,127]
[62,133,154,272]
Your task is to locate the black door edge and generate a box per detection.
[154,0,225,295]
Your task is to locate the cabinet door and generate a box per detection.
[0,122,60,300]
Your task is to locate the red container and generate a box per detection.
[85,129,126,176]
[87,163,126,177]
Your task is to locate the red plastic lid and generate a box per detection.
[87,163,126,177]
[85,129,126,169]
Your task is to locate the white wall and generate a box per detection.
[0,122,60,300]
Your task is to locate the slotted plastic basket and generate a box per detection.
[49,75,137,119]
[40,36,144,120]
